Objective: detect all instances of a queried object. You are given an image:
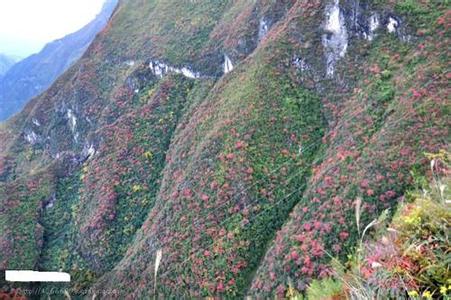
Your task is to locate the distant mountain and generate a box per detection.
[0,0,118,121]
[0,54,18,77]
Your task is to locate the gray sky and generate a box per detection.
[0,0,105,58]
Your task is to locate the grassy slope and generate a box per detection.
[0,0,295,293]
[250,1,450,297]
[0,0,448,298]
[37,72,197,289]
[94,25,325,297]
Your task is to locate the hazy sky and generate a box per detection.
[0,0,105,58]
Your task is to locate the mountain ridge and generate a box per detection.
[0,0,448,298]
[0,0,118,121]
[0,54,18,77]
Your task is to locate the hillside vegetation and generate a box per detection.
[0,0,449,298]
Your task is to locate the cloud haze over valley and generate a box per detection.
[0,0,105,57]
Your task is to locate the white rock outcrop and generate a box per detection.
[322,0,348,77]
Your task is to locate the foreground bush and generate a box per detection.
[289,152,450,300]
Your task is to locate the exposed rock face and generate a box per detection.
[323,0,349,76]
[316,0,409,78]
[0,0,447,299]
[258,17,270,40]
[223,54,234,74]
[148,60,201,79]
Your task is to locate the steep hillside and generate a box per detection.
[0,0,118,122]
[0,0,448,298]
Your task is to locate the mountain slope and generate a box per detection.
[0,54,18,77]
[0,0,448,298]
[0,0,118,122]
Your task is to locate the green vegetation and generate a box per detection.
[0,169,55,269]
[250,0,449,296]
[0,0,448,298]
[287,152,450,300]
